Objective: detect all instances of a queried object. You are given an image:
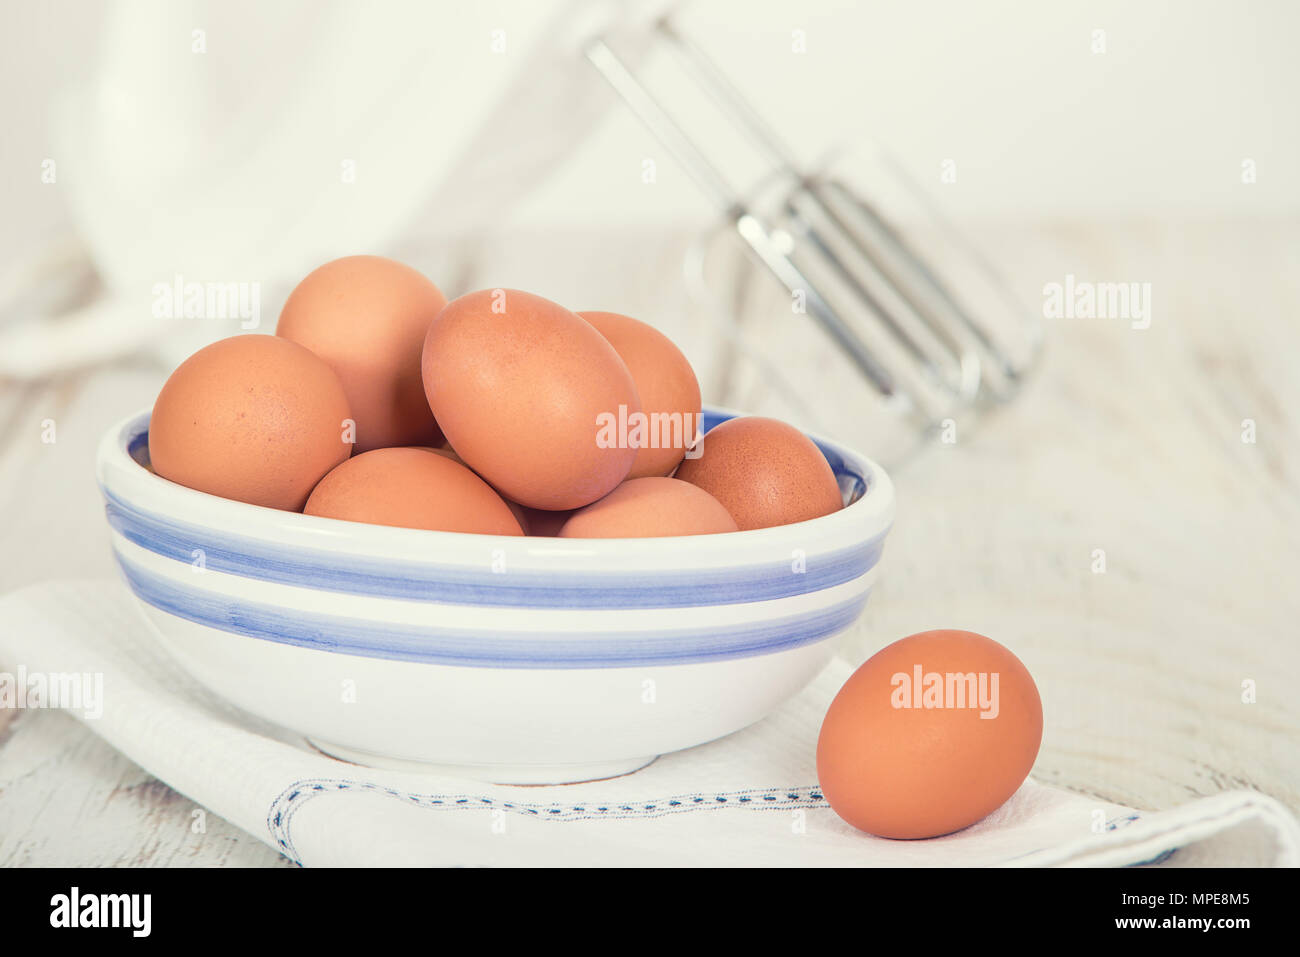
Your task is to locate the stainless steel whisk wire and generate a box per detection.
[584,17,1041,436]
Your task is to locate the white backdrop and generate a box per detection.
[2,0,1296,280]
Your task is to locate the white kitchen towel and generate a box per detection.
[1,579,1297,867]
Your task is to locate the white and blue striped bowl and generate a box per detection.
[96,406,894,784]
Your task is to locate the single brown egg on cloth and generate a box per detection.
[817,629,1043,840]
[149,334,353,512]
[276,255,447,452]
[578,311,702,479]
[304,447,523,535]
[674,416,842,530]
[558,477,737,538]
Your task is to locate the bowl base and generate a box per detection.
[308,738,657,786]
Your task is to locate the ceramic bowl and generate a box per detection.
[96,406,894,783]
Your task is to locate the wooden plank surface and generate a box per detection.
[0,220,1296,865]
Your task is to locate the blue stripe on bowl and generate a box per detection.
[104,486,884,609]
[116,552,871,668]
[107,407,884,608]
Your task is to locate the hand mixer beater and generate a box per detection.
[585,15,1042,464]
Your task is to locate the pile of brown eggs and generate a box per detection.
[148,255,844,538]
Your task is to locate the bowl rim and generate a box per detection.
[97,404,894,564]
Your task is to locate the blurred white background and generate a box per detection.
[4,0,1296,414]
[3,0,1297,276]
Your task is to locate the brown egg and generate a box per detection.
[673,416,842,530]
[517,505,573,537]
[427,445,467,467]
[578,311,701,479]
[503,500,533,534]
[149,334,352,511]
[558,477,738,538]
[304,447,523,535]
[433,445,532,531]
[276,255,447,452]
[422,289,641,510]
[817,630,1043,840]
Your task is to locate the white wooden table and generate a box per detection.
[1,220,1296,865]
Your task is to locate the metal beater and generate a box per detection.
[584,16,1041,452]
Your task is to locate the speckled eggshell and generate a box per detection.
[149,334,353,512]
[817,629,1043,840]
[276,255,447,452]
[428,446,467,467]
[579,311,701,479]
[431,446,546,534]
[304,447,523,535]
[673,416,842,530]
[422,289,641,510]
[558,477,738,538]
